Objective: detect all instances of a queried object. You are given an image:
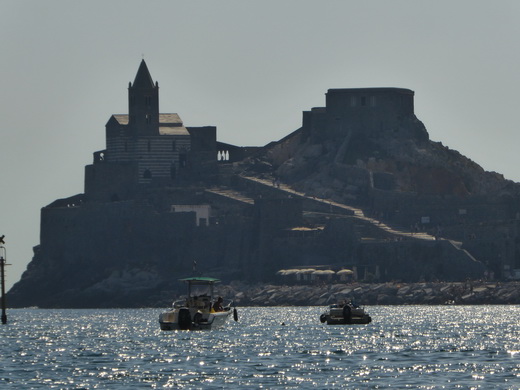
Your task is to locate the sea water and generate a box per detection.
[0,306,519,389]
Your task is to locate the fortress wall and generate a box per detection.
[324,88,415,138]
[39,201,201,267]
[255,198,303,232]
[326,88,414,120]
[302,107,327,142]
[369,189,512,229]
[188,126,216,152]
[358,239,485,282]
[84,163,137,202]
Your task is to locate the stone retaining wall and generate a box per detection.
[214,281,520,306]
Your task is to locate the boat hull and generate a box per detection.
[159,309,231,331]
[320,305,372,325]
[321,314,372,325]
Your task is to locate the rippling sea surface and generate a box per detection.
[1,306,520,389]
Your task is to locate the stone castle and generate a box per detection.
[8,61,520,307]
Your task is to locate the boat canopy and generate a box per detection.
[179,277,221,285]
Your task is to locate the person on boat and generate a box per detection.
[212,297,224,312]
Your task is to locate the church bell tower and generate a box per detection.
[128,60,159,135]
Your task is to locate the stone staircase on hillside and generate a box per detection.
[205,172,481,270]
[205,187,255,205]
[239,175,436,241]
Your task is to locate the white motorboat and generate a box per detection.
[320,301,372,325]
[159,277,237,331]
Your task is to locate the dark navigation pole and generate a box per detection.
[0,235,8,324]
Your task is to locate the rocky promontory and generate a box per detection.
[210,281,520,307]
[9,65,520,309]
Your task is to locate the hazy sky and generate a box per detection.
[1,1,520,290]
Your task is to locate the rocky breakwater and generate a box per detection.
[216,281,520,306]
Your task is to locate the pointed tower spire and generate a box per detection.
[132,59,155,89]
[128,60,159,134]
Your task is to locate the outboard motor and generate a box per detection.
[178,307,192,330]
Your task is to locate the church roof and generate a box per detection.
[112,114,129,125]
[131,59,155,89]
[158,113,183,126]
[159,126,189,136]
[111,113,183,126]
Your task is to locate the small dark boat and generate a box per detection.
[320,302,372,325]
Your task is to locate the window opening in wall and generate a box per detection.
[361,96,366,106]
[143,169,152,179]
[170,163,176,180]
[172,140,176,151]
[147,140,151,152]
[179,153,187,167]
[146,114,151,124]
[370,96,376,107]
[350,97,357,107]
[218,150,230,161]
[145,96,151,106]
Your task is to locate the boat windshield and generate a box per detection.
[190,285,213,298]
[180,277,221,299]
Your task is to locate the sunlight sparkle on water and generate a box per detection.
[0,306,519,388]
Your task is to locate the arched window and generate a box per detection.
[143,169,152,179]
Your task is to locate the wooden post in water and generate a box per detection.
[0,237,8,325]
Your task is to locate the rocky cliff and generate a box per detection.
[261,114,517,202]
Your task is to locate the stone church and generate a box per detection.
[85,60,221,203]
